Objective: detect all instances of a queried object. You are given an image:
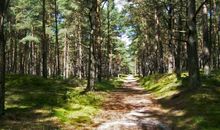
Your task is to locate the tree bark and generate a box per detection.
[78,21,82,79]
[86,0,99,91]
[155,9,164,73]
[168,1,174,73]
[175,0,183,78]
[187,0,201,87]
[0,0,9,116]
[175,14,182,78]
[107,0,113,78]
[202,2,211,75]
[55,0,60,76]
[42,0,48,78]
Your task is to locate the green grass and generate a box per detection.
[0,75,123,129]
[95,77,124,91]
[140,72,220,130]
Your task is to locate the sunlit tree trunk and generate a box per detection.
[96,0,102,82]
[155,9,164,73]
[168,0,175,73]
[78,22,82,79]
[86,0,99,91]
[63,32,69,79]
[107,0,113,78]
[202,2,211,75]
[54,0,60,76]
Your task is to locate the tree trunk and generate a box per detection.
[155,9,164,73]
[86,0,99,91]
[77,14,82,79]
[96,1,102,82]
[168,1,174,73]
[42,0,48,78]
[209,0,213,70]
[0,10,5,116]
[202,2,211,75]
[55,0,60,76]
[175,14,182,78]
[107,0,113,78]
[187,0,201,87]
[0,0,9,116]
[216,0,220,67]
[13,34,17,73]
[63,32,69,79]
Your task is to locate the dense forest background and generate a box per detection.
[0,0,220,128]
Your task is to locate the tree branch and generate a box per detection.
[193,0,208,20]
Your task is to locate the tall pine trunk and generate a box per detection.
[55,0,60,76]
[86,0,98,91]
[0,0,9,116]
[187,0,201,87]
[202,2,211,75]
[0,7,5,116]
[155,9,164,73]
[42,0,47,78]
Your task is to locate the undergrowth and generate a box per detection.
[0,74,123,129]
[140,71,220,130]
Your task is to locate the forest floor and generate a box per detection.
[0,75,109,130]
[91,75,171,130]
[0,75,171,130]
[139,72,220,130]
[1,73,220,130]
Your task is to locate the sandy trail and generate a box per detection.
[93,75,171,130]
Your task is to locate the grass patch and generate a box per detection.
[95,77,124,91]
[140,72,220,130]
[52,89,105,125]
[1,74,120,129]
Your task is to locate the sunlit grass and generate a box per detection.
[140,71,220,130]
[95,77,124,91]
[1,74,123,129]
[140,73,183,99]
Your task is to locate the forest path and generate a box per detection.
[93,75,171,130]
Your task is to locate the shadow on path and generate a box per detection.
[94,75,171,130]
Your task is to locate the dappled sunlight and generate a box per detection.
[95,75,171,130]
[1,75,112,129]
[0,107,60,129]
[1,0,219,129]
[140,72,220,129]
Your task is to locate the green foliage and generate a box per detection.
[20,35,40,44]
[140,72,220,130]
[140,73,183,99]
[3,75,125,128]
[6,75,73,108]
[2,75,106,128]
[95,77,124,91]
[52,89,104,124]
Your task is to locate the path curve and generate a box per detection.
[93,75,171,130]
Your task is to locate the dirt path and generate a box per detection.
[93,75,171,130]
